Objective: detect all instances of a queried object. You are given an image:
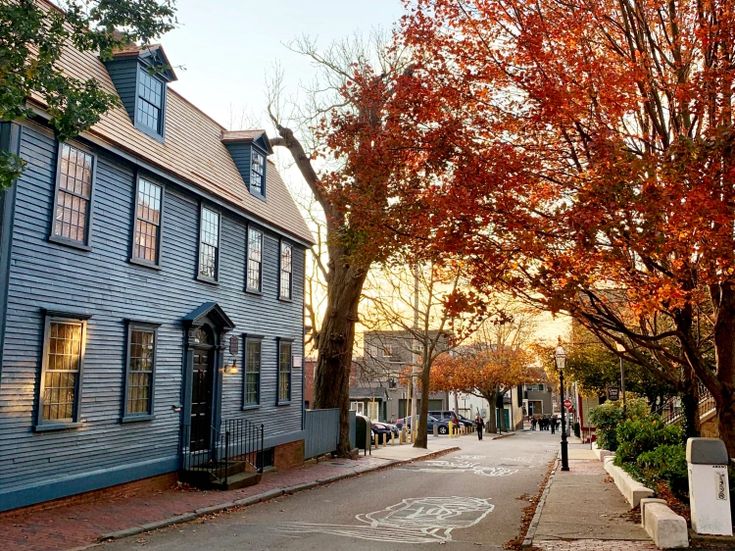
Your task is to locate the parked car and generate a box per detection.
[429,410,460,425]
[371,421,399,443]
[395,415,450,434]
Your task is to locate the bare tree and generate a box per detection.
[361,258,489,448]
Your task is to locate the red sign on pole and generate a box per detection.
[563,399,573,411]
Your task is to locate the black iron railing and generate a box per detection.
[182,418,264,485]
[655,382,716,426]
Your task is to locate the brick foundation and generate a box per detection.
[274,439,304,471]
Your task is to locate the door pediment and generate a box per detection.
[183,302,235,332]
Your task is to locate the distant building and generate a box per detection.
[350,330,449,421]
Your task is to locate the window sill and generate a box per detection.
[278,296,293,303]
[196,275,219,286]
[121,414,155,424]
[135,122,165,143]
[129,257,161,271]
[276,400,292,407]
[249,191,267,202]
[48,235,92,252]
[245,288,262,296]
[242,404,260,411]
[33,421,82,433]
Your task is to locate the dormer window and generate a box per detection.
[250,150,265,195]
[136,68,164,135]
[221,130,273,198]
[103,44,176,141]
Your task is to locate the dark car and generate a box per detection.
[371,421,399,442]
[395,415,450,434]
[456,414,475,428]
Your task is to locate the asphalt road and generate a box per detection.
[101,431,559,551]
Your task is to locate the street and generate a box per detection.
[101,431,559,551]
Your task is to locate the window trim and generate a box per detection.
[196,203,221,284]
[242,334,263,410]
[278,240,293,301]
[249,147,266,197]
[121,320,160,423]
[48,141,96,251]
[276,338,293,406]
[134,64,167,140]
[245,225,263,294]
[35,312,90,431]
[130,174,164,269]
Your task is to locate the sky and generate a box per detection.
[162,1,405,131]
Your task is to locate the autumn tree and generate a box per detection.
[0,0,176,188]
[360,257,488,448]
[430,312,537,433]
[401,0,735,454]
[268,35,445,454]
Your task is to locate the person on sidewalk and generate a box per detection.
[531,416,537,431]
[475,415,484,440]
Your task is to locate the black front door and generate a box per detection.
[190,330,214,452]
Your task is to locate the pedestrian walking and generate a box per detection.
[531,416,537,431]
[475,415,484,440]
[550,416,556,434]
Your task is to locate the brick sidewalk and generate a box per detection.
[0,454,397,551]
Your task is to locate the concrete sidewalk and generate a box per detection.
[0,435,487,551]
[528,443,657,551]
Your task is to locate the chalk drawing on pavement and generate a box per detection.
[399,459,519,477]
[278,496,495,544]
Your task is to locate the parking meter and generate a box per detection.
[687,437,732,536]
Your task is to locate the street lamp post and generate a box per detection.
[615,342,626,417]
[555,343,570,472]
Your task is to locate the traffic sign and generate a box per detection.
[563,399,573,411]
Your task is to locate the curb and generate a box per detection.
[491,432,516,440]
[522,458,559,549]
[97,445,460,543]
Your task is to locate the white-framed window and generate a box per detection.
[279,241,292,300]
[198,206,220,281]
[246,227,263,292]
[250,150,265,195]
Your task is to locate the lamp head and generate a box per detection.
[554,344,566,371]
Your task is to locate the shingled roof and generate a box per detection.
[27,1,314,245]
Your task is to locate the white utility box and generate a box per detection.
[686,437,733,536]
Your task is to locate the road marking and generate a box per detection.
[399,459,519,477]
[278,496,495,544]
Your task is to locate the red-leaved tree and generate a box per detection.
[400,0,735,453]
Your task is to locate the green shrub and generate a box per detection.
[614,417,684,467]
[588,397,649,451]
[636,444,688,500]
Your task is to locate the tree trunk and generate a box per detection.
[711,283,735,457]
[414,356,432,449]
[681,364,700,439]
[483,390,498,434]
[313,250,369,456]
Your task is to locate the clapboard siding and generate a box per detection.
[0,122,305,508]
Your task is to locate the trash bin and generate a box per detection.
[355,415,371,451]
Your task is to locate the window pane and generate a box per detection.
[42,321,83,422]
[278,342,291,402]
[53,144,93,244]
[245,339,261,405]
[199,208,219,279]
[126,328,155,416]
[250,151,264,195]
[247,228,262,291]
[280,243,292,299]
[133,179,162,263]
[136,69,164,133]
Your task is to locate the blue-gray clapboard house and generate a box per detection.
[0,25,314,511]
